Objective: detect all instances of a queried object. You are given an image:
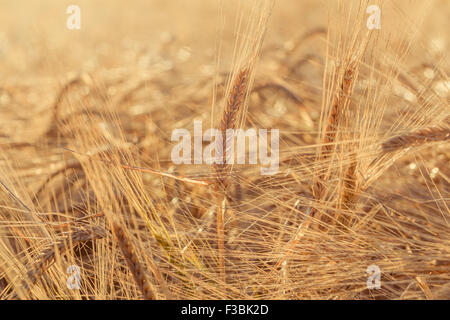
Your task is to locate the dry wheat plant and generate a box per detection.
[0,0,448,300]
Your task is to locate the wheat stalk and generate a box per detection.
[272,63,357,273]
[112,222,156,300]
[310,64,357,231]
[212,68,249,287]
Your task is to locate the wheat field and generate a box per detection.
[0,0,449,300]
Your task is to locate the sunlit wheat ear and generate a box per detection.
[214,68,249,190]
[382,123,450,152]
[320,66,356,159]
[14,226,105,299]
[112,222,156,300]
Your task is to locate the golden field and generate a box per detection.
[0,0,449,299]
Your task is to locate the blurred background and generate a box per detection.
[0,1,343,77]
[0,0,448,141]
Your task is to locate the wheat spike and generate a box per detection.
[313,66,355,202]
[112,222,156,300]
[311,64,356,229]
[215,68,249,190]
[382,123,450,152]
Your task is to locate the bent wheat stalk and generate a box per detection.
[0,178,32,212]
[63,146,212,187]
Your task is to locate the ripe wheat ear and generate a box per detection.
[212,67,249,288]
[313,65,356,207]
[112,222,156,300]
[214,68,249,190]
[382,123,450,152]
